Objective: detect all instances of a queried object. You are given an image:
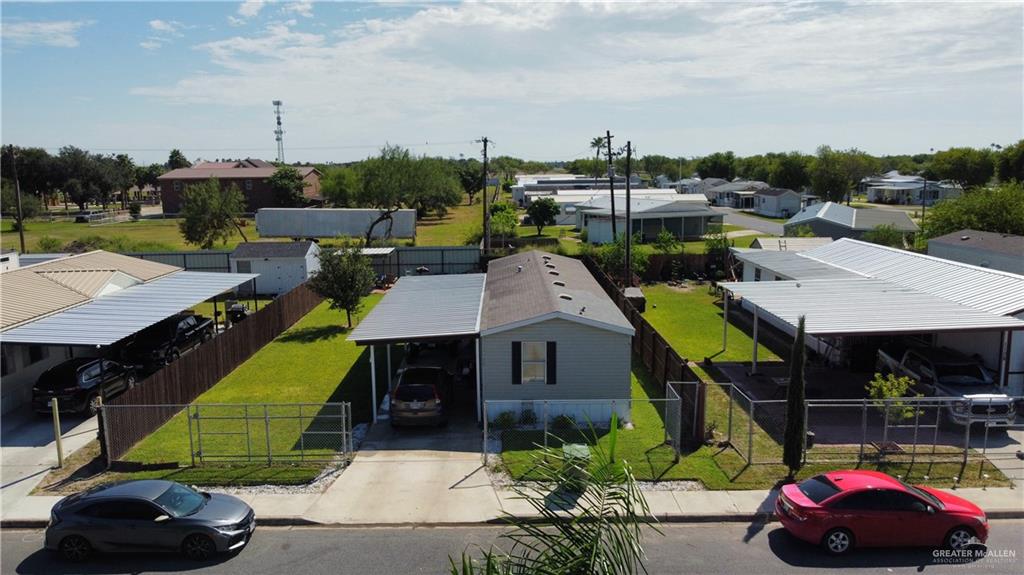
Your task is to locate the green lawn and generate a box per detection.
[110,295,391,485]
[1,218,260,253]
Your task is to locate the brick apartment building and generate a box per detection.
[157,159,322,214]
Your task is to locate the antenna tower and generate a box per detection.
[273,100,285,163]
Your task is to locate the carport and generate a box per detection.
[718,278,1024,386]
[347,274,487,423]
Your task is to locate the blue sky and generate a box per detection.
[2,1,1022,165]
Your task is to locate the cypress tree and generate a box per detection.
[783,315,807,479]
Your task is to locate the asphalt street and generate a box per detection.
[3,520,1022,575]
[712,207,785,236]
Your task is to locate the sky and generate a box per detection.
[1,1,1022,166]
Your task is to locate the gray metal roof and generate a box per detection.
[481,251,633,336]
[731,250,863,280]
[928,229,1024,257]
[720,278,1024,336]
[802,239,1024,316]
[749,237,833,252]
[785,202,918,232]
[347,274,486,344]
[0,271,258,346]
[232,241,316,259]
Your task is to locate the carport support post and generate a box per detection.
[722,296,729,351]
[751,307,759,375]
[475,339,482,422]
[859,398,867,463]
[387,344,392,391]
[370,346,378,424]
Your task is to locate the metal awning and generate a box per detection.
[0,271,258,346]
[719,278,1024,336]
[348,274,485,345]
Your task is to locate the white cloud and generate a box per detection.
[238,0,265,19]
[1,20,93,48]
[132,2,1022,159]
[148,19,186,36]
[140,39,164,50]
[283,1,313,19]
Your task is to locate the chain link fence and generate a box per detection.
[102,402,353,467]
[483,386,682,480]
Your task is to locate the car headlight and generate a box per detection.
[215,522,246,533]
[972,514,987,524]
[952,402,968,414]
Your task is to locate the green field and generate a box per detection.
[1,218,258,253]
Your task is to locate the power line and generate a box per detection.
[27,140,479,154]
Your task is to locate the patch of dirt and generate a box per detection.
[663,282,694,292]
[32,439,108,495]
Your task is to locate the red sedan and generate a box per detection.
[776,470,988,555]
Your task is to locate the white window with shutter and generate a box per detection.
[521,341,547,384]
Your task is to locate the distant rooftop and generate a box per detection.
[786,201,918,232]
[928,229,1024,258]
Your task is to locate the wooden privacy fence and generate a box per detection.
[101,283,323,461]
[582,256,706,447]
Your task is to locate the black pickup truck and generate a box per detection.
[125,313,214,370]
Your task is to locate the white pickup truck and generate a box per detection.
[876,345,1017,427]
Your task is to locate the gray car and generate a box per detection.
[45,480,255,562]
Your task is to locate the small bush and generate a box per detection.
[36,235,63,252]
[866,372,921,421]
[519,409,538,426]
[493,410,517,430]
[128,202,142,220]
[551,414,577,432]
[579,228,589,243]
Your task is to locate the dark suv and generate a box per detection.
[126,313,213,370]
[32,358,136,414]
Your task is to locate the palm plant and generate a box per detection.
[590,137,606,184]
[450,414,658,575]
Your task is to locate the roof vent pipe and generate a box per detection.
[516,265,522,273]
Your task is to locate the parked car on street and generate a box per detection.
[876,345,1016,426]
[32,358,136,415]
[390,366,450,426]
[46,480,255,562]
[125,313,214,370]
[776,470,988,556]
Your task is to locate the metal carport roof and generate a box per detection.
[347,274,486,345]
[0,271,258,346]
[719,278,1024,336]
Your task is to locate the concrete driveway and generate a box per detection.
[713,207,784,236]
[1,410,97,519]
[307,417,502,524]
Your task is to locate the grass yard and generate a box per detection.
[497,358,1009,490]
[103,295,389,486]
[1,218,260,253]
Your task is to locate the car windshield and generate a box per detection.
[798,475,841,504]
[899,480,943,509]
[935,363,986,383]
[395,384,435,402]
[402,368,440,386]
[153,483,206,517]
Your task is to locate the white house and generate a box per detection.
[753,188,801,218]
[577,196,721,243]
[927,229,1024,275]
[861,171,962,206]
[524,189,687,226]
[706,180,770,208]
[230,241,320,295]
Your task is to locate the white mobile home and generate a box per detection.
[753,188,801,218]
[577,196,721,243]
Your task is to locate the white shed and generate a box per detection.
[754,188,801,218]
[230,241,320,295]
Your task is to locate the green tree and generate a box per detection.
[410,157,462,218]
[321,165,361,207]
[307,247,375,328]
[110,153,136,208]
[450,414,656,575]
[589,136,606,181]
[809,145,850,202]
[355,145,417,242]
[920,182,1024,238]
[134,163,165,200]
[652,228,679,254]
[489,201,518,240]
[866,372,920,422]
[177,178,248,249]
[1,146,57,208]
[995,140,1024,183]
[703,223,731,273]
[61,178,91,211]
[696,151,736,180]
[1,180,42,231]
[167,149,191,170]
[735,154,772,182]
[769,152,811,191]
[783,315,807,479]
[56,146,97,210]
[525,197,560,236]
[455,158,483,204]
[786,224,816,238]
[268,165,309,207]
[861,223,908,248]
[930,147,994,188]
[598,233,648,282]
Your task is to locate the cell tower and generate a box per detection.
[273,100,285,163]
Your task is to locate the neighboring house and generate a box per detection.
[576,196,721,243]
[1,250,19,272]
[511,174,644,205]
[861,170,962,206]
[784,201,918,239]
[727,238,1024,390]
[523,189,686,226]
[230,241,320,296]
[927,230,1024,275]
[748,237,833,252]
[158,159,322,214]
[706,180,770,208]
[478,251,634,420]
[753,188,801,218]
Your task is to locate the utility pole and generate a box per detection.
[605,130,616,237]
[8,146,26,253]
[479,137,491,253]
[624,141,633,286]
[921,179,927,222]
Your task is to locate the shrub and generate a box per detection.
[36,235,63,252]
[493,410,517,430]
[128,202,142,220]
[551,414,577,432]
[519,409,538,427]
[866,372,921,421]
[579,228,588,243]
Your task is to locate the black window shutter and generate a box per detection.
[511,341,521,385]
[546,341,557,385]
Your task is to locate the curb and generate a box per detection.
[6,511,1022,530]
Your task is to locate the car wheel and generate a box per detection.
[167,349,181,364]
[201,330,212,343]
[822,528,854,555]
[945,526,976,550]
[126,375,136,389]
[86,394,102,415]
[59,535,92,562]
[182,533,216,561]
